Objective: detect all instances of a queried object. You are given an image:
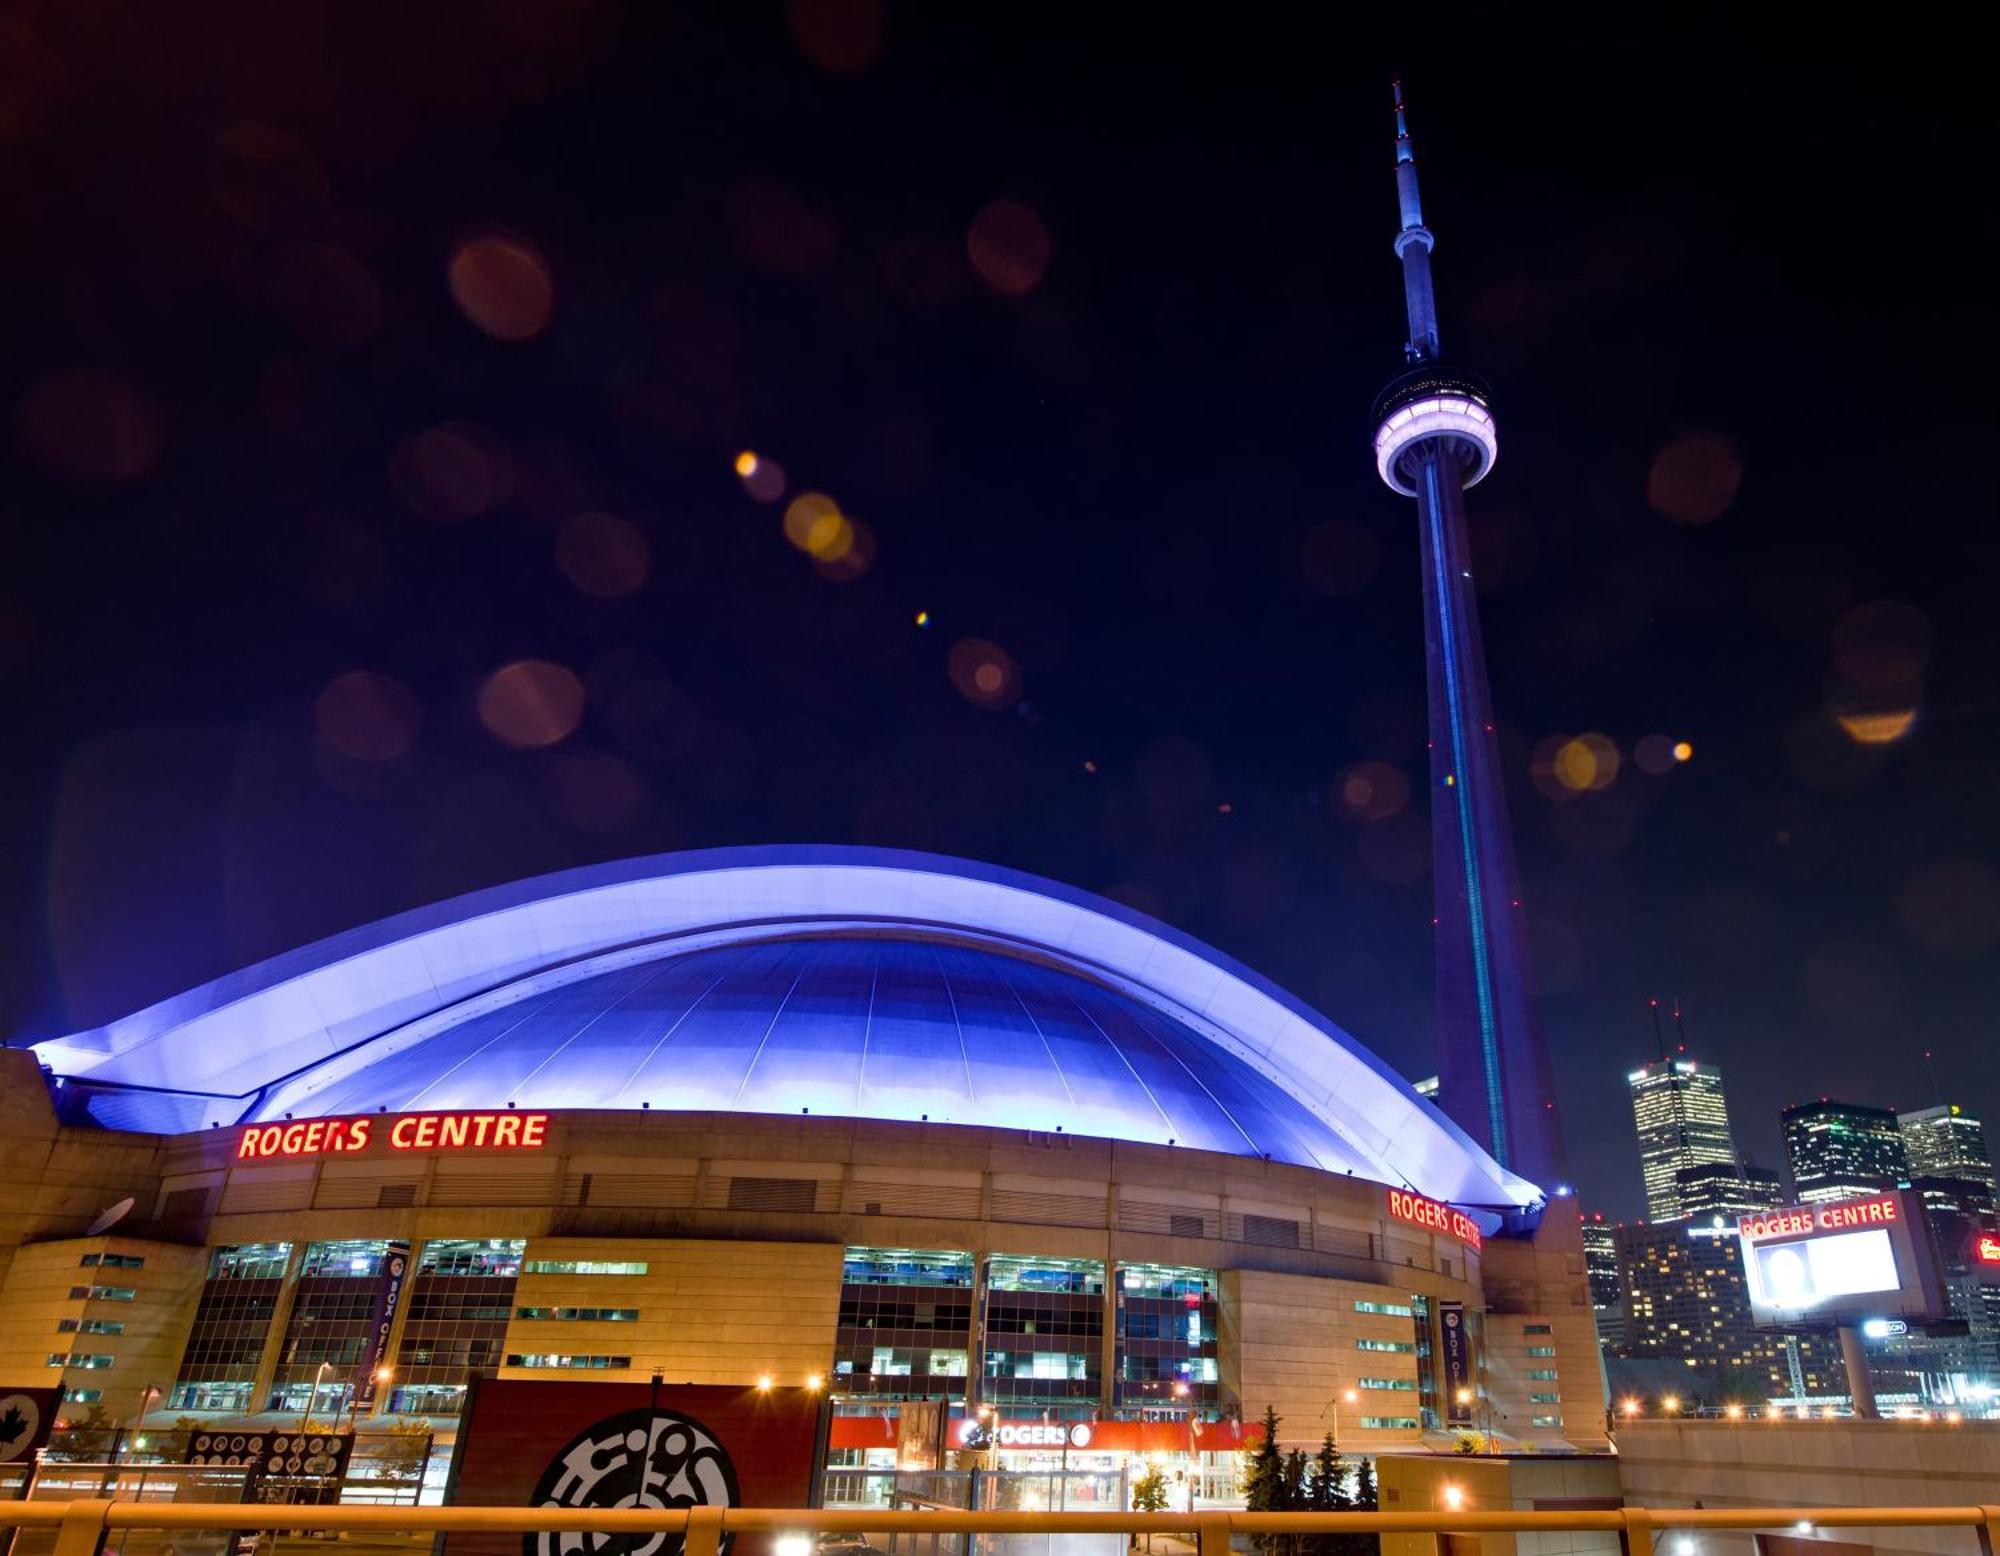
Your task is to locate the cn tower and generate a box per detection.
[1373,84,1566,1203]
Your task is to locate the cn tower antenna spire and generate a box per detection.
[1391,80,1440,362]
[1372,79,1560,1213]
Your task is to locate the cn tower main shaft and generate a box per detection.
[1373,85,1565,1198]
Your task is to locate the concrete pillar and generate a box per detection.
[248,1242,309,1412]
[1837,1324,1877,1419]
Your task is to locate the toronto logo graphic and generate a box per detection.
[527,1408,740,1556]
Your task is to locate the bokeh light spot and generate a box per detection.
[1647,432,1742,524]
[1549,733,1620,793]
[783,491,853,559]
[556,511,651,598]
[1835,707,1917,746]
[1831,600,1932,690]
[546,750,649,834]
[736,450,787,503]
[1335,760,1410,822]
[814,518,874,582]
[1673,741,1693,762]
[967,199,1051,296]
[449,233,554,341]
[315,671,421,763]
[1302,518,1381,596]
[947,637,1019,709]
[787,0,884,73]
[1898,858,2000,956]
[209,123,330,237]
[16,369,163,483]
[390,422,511,521]
[273,243,383,351]
[478,660,585,749]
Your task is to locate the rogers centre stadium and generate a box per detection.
[0,845,1606,1498]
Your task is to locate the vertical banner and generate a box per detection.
[1439,1301,1471,1424]
[352,1240,411,1411]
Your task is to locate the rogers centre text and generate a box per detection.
[236,1112,550,1159]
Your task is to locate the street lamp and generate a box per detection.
[1320,1387,1359,1444]
[125,1383,161,1462]
[302,1362,332,1433]
[1661,1395,1681,1415]
[1620,1398,1641,1418]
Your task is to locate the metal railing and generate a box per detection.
[8,1503,2000,1556]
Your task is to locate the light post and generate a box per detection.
[302,1362,332,1433]
[125,1383,161,1463]
[1320,1387,1359,1445]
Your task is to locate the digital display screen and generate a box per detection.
[1749,1227,1900,1309]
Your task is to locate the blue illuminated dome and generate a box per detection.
[25,846,1543,1212]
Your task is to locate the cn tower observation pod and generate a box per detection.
[26,845,1544,1219]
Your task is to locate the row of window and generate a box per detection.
[1353,1301,1413,1317]
[521,1260,649,1276]
[1359,1416,1419,1429]
[1355,1338,1412,1353]
[58,1319,124,1334]
[69,1286,136,1301]
[79,1253,146,1270]
[506,1353,631,1369]
[1527,1368,1558,1381]
[1524,1345,1557,1357]
[514,1307,639,1322]
[1355,1377,1416,1391]
[47,1353,114,1369]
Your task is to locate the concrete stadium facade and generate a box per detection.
[1,847,1606,1486]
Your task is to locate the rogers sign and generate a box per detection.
[236,1111,550,1159]
[1738,1193,1899,1243]
[1386,1188,1482,1249]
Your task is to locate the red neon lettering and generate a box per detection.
[390,1116,419,1150]
[521,1114,548,1147]
[413,1115,439,1148]
[279,1123,306,1154]
[494,1114,522,1147]
[471,1115,494,1146]
[301,1121,326,1154]
[440,1115,470,1148]
[237,1127,264,1160]
[346,1118,371,1151]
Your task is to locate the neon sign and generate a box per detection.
[1739,1194,1899,1243]
[1387,1188,1482,1249]
[236,1112,549,1160]
[1977,1234,2000,1265]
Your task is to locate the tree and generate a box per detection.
[1241,1408,1289,1556]
[1307,1433,1354,1556]
[1131,1460,1171,1552]
[365,1421,434,1492]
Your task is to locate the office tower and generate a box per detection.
[1782,1100,1909,1204]
[1581,1215,1625,1350]
[1629,1057,1738,1222]
[1898,1104,1995,1193]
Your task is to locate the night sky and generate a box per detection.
[3,7,1994,1220]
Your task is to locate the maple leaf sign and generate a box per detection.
[0,1404,27,1448]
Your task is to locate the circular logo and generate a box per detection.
[0,1393,44,1464]
[1067,1424,1092,1449]
[526,1407,740,1556]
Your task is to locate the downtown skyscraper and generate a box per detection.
[1628,1055,1739,1223]
[1783,1100,1909,1204]
[1898,1103,1996,1192]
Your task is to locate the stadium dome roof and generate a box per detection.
[26,846,1542,1212]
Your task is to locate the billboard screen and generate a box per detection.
[1737,1189,1944,1327]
